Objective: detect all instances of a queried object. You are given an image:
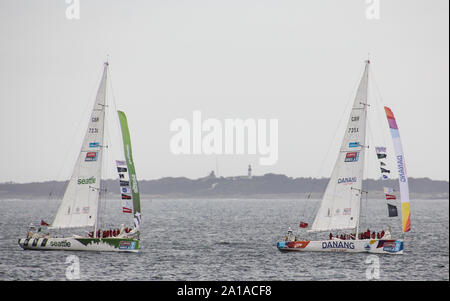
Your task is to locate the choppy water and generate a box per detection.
[0,197,448,280]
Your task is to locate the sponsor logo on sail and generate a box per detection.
[77,177,96,185]
[349,142,360,148]
[351,116,360,122]
[89,142,100,148]
[343,208,351,215]
[396,155,407,182]
[345,152,360,162]
[85,152,98,161]
[338,177,357,184]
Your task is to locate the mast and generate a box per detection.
[94,61,109,238]
[355,60,370,239]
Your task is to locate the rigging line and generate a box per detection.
[99,68,115,230]
[106,64,124,192]
[106,63,126,181]
[106,63,123,142]
[363,115,376,229]
[368,67,389,148]
[104,62,128,226]
[369,64,394,224]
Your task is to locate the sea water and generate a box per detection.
[0,198,448,280]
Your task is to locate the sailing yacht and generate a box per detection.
[18,62,142,252]
[277,60,410,254]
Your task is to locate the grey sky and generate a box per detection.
[0,0,448,183]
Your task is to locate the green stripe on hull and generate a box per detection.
[75,238,140,250]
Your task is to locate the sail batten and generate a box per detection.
[309,61,370,232]
[50,63,108,229]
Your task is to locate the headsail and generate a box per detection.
[309,61,370,232]
[384,107,411,232]
[51,63,108,229]
[118,111,141,230]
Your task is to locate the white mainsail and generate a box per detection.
[51,63,108,229]
[309,61,370,232]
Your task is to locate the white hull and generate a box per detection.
[18,236,139,253]
[277,239,403,254]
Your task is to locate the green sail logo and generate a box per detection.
[77,177,96,185]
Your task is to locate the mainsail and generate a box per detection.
[384,107,411,232]
[118,111,141,230]
[309,61,370,232]
[51,63,108,229]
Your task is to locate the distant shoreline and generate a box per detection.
[1,174,448,200]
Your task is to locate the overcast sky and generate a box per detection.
[0,0,448,183]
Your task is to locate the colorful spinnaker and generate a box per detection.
[385,106,411,232]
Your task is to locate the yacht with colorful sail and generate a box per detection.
[18,62,142,252]
[277,60,410,254]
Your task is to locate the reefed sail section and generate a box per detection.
[385,107,411,232]
[309,61,370,232]
[51,63,108,229]
[118,111,141,230]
